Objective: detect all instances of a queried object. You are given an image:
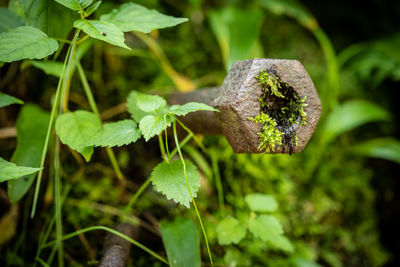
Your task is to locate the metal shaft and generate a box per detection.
[168,87,222,135]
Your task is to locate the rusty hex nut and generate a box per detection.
[214,58,321,154]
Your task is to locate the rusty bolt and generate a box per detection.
[169,58,321,154]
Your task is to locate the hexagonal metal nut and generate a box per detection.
[214,58,322,153]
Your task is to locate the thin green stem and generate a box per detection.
[170,133,193,158]
[76,35,89,45]
[35,186,70,267]
[43,226,168,264]
[30,37,74,218]
[76,61,99,115]
[53,38,72,44]
[158,134,170,164]
[172,121,213,266]
[54,139,63,267]
[126,176,152,211]
[211,154,224,209]
[176,118,207,153]
[164,116,171,161]
[76,59,125,181]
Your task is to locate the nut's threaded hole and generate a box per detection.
[249,69,308,154]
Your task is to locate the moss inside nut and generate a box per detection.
[249,70,308,153]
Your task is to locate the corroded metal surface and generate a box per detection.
[99,223,136,267]
[169,58,322,154]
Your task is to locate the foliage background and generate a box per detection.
[0,0,399,266]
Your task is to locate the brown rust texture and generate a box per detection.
[168,58,321,154]
[214,58,321,153]
[98,223,136,267]
[168,87,222,135]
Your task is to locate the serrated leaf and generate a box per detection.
[245,193,278,213]
[55,110,101,161]
[0,26,58,63]
[160,217,201,267]
[127,90,152,122]
[100,3,188,33]
[217,217,247,245]
[270,235,294,252]
[353,137,400,164]
[88,120,141,147]
[136,92,167,112]
[139,114,175,142]
[0,158,41,183]
[167,102,218,116]
[55,0,92,11]
[0,92,23,108]
[31,60,63,77]
[73,19,129,49]
[151,160,200,208]
[84,1,101,17]
[323,100,391,143]
[8,104,50,202]
[248,215,284,245]
[0,7,25,33]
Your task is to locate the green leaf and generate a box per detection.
[17,0,78,39]
[245,193,278,213]
[136,92,167,112]
[271,235,294,253]
[257,0,318,30]
[0,26,58,63]
[88,120,141,147]
[160,217,201,267]
[167,102,218,116]
[84,1,101,17]
[73,19,129,49]
[248,214,292,252]
[209,7,264,70]
[0,158,41,183]
[353,137,400,164]
[31,60,63,77]
[0,7,25,33]
[8,104,50,203]
[55,110,101,161]
[100,2,188,33]
[151,160,201,208]
[217,217,247,245]
[55,0,92,11]
[127,90,152,122]
[139,114,175,142]
[322,100,391,143]
[0,92,23,108]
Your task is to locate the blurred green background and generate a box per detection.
[1,0,400,266]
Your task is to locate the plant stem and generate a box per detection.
[125,176,152,211]
[158,134,169,163]
[76,60,125,181]
[54,139,63,267]
[170,133,193,158]
[31,30,79,218]
[172,121,213,266]
[43,226,168,264]
[211,154,224,209]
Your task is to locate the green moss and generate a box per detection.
[249,113,284,152]
[251,70,309,153]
